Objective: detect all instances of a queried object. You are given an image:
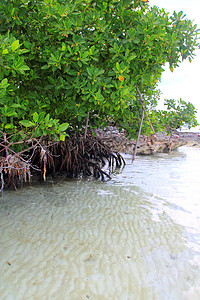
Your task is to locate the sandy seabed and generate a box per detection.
[1,167,200,300]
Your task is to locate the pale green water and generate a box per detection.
[0,146,200,300]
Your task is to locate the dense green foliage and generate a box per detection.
[150,98,199,131]
[0,0,199,142]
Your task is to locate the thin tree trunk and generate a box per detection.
[132,108,144,162]
[84,111,89,139]
[135,84,155,134]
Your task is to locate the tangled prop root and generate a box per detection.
[0,155,31,191]
[0,134,41,191]
[0,132,125,191]
[31,133,125,181]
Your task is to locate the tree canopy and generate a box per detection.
[0,0,199,143]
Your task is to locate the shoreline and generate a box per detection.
[1,129,199,191]
[97,128,200,155]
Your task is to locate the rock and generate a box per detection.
[97,127,200,155]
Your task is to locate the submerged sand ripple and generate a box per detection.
[1,176,200,300]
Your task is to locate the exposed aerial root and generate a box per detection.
[31,132,124,181]
[0,131,125,191]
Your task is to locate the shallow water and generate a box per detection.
[0,146,200,300]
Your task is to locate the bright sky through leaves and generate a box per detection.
[150,0,200,122]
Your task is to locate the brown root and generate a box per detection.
[0,155,31,192]
[0,131,125,191]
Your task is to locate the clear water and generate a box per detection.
[0,146,200,300]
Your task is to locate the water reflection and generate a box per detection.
[0,147,200,299]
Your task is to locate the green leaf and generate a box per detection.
[38,112,46,123]
[47,76,55,84]
[20,65,30,71]
[116,62,120,71]
[19,49,30,54]
[0,89,6,98]
[19,120,35,127]
[33,112,39,123]
[23,41,32,49]
[0,78,10,89]
[11,103,22,108]
[60,134,66,141]
[114,43,118,52]
[62,43,66,51]
[86,67,92,77]
[11,40,20,51]
[82,52,88,59]
[129,53,137,61]
[5,124,13,129]
[44,114,50,125]
[41,65,49,70]
[51,53,56,61]
[2,49,9,55]
[58,122,69,131]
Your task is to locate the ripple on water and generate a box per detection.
[0,147,200,300]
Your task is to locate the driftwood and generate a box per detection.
[0,131,125,191]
